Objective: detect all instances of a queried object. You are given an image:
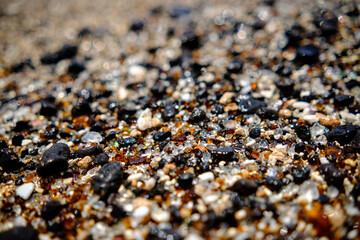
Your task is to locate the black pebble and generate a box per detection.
[181,30,200,50]
[14,121,30,132]
[118,137,137,147]
[93,153,110,166]
[41,200,63,220]
[295,142,306,153]
[67,61,85,75]
[0,140,8,149]
[11,59,35,73]
[292,167,310,184]
[78,27,92,37]
[37,143,70,178]
[76,145,103,157]
[39,100,57,117]
[41,44,78,65]
[146,228,182,240]
[162,105,177,121]
[211,104,224,115]
[0,226,38,240]
[0,148,24,173]
[256,107,279,120]
[295,125,311,142]
[189,108,206,123]
[71,100,92,117]
[153,131,171,141]
[227,58,243,74]
[318,194,330,204]
[151,83,167,98]
[249,128,261,138]
[111,204,127,219]
[130,19,146,32]
[105,131,117,141]
[318,164,345,189]
[210,147,234,160]
[334,94,354,107]
[170,6,191,19]
[230,179,258,196]
[177,173,193,189]
[327,124,359,145]
[91,162,124,198]
[296,44,320,64]
[236,95,267,114]
[276,79,295,98]
[266,177,283,192]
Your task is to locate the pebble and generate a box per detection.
[76,145,103,157]
[162,105,177,121]
[178,173,194,189]
[230,179,258,196]
[41,44,78,64]
[137,108,152,130]
[302,114,319,124]
[296,44,320,64]
[151,117,163,128]
[327,124,358,144]
[37,143,70,178]
[71,99,92,117]
[0,148,24,173]
[41,200,63,220]
[315,113,340,126]
[39,100,57,117]
[249,128,261,138]
[12,133,24,146]
[219,92,235,105]
[234,127,246,136]
[189,108,206,123]
[118,137,137,147]
[0,227,38,240]
[81,131,103,143]
[15,183,34,200]
[198,172,214,182]
[151,207,170,223]
[78,156,92,169]
[130,129,142,138]
[295,125,311,141]
[210,147,234,160]
[334,94,354,107]
[237,95,267,114]
[153,131,171,141]
[91,162,124,198]
[292,101,310,110]
[131,206,150,228]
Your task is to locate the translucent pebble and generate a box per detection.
[310,123,328,137]
[81,131,103,143]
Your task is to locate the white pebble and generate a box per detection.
[151,207,170,223]
[292,101,310,110]
[16,183,34,200]
[198,172,214,182]
[21,139,32,146]
[137,108,152,131]
[302,114,319,124]
[131,206,150,228]
[81,131,103,143]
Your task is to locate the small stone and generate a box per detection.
[93,153,109,166]
[334,94,354,107]
[81,131,103,143]
[151,207,170,223]
[0,140,8,149]
[327,124,359,145]
[37,143,70,178]
[162,105,177,121]
[219,92,235,105]
[12,133,24,146]
[302,114,319,124]
[227,58,243,74]
[318,164,345,189]
[41,44,78,65]
[41,200,63,220]
[78,156,92,169]
[67,61,85,75]
[292,167,310,184]
[15,183,34,200]
[130,19,146,31]
[189,108,206,123]
[249,128,261,138]
[76,145,103,157]
[39,100,57,117]
[198,172,214,182]
[256,107,279,120]
[137,108,152,130]
[131,206,150,228]
[181,29,200,50]
[230,179,258,196]
[0,227,38,240]
[276,78,295,97]
[211,104,224,115]
[111,204,127,219]
[0,148,24,173]
[279,109,292,118]
[224,103,239,112]
[151,117,163,128]
[209,147,234,160]
[296,44,320,64]
[266,177,283,192]
[316,113,340,126]
[178,173,193,189]
[234,127,246,136]
[153,131,171,141]
[237,95,267,114]
[295,125,311,141]
[130,129,142,138]
[71,99,92,117]
[292,101,310,110]
[92,162,124,198]
[118,137,137,147]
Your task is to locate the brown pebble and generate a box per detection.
[316,113,340,126]
[78,156,92,169]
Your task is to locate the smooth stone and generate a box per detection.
[16,183,34,200]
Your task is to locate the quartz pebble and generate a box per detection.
[15,183,34,200]
[81,131,103,143]
[137,108,152,130]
